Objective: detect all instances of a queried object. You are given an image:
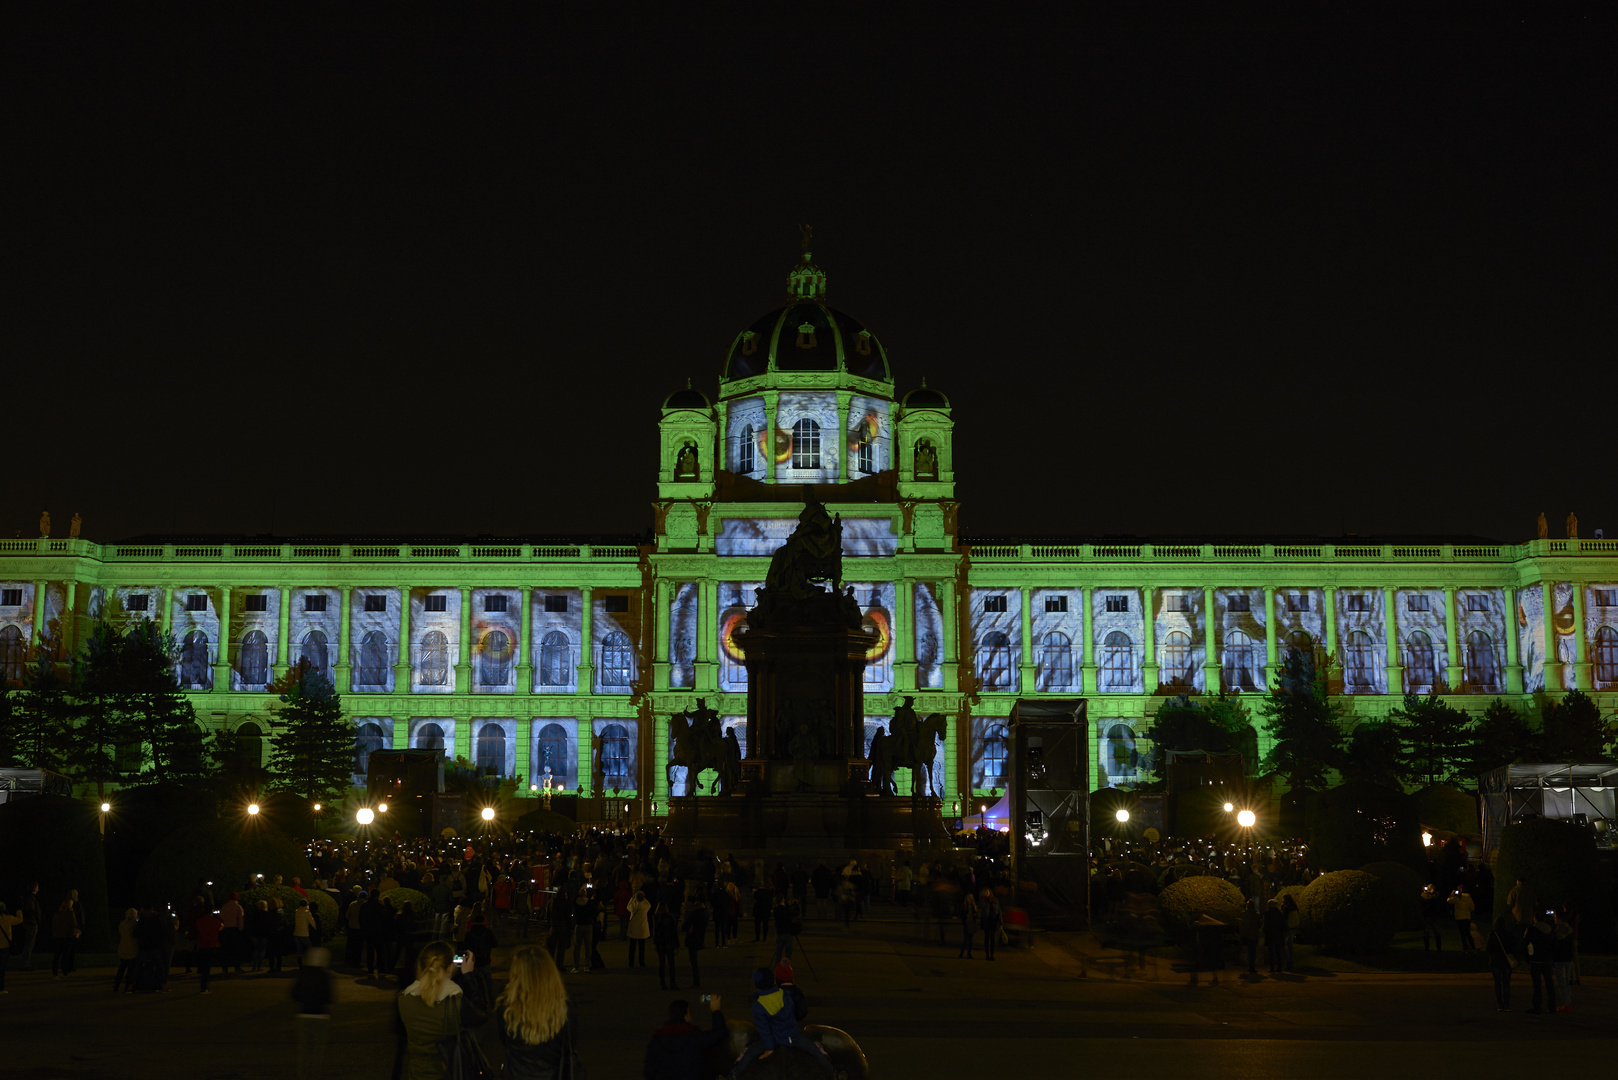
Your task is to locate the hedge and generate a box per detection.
[136,817,314,911]
[1493,818,1615,951]
[381,887,433,918]
[239,884,339,935]
[1157,876,1244,936]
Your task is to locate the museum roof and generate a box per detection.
[961,532,1509,546]
[112,532,652,546]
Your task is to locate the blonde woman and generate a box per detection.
[395,940,489,1080]
[496,945,577,1079]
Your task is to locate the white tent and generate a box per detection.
[961,792,1010,831]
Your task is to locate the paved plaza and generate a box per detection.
[7,911,1615,1079]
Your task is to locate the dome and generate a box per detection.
[902,379,949,409]
[722,304,891,383]
[663,382,711,410]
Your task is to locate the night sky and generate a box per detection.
[11,8,1615,544]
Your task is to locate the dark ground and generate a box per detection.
[5,908,1614,1079]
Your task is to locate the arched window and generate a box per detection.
[476,723,507,775]
[1595,626,1618,686]
[1406,631,1435,694]
[355,721,385,776]
[1160,631,1192,687]
[232,721,262,771]
[537,722,570,786]
[1345,630,1376,692]
[600,631,635,687]
[1101,631,1134,691]
[600,723,631,789]
[238,630,269,686]
[1106,724,1139,782]
[981,631,1013,690]
[738,424,755,473]
[539,631,570,687]
[1222,630,1255,691]
[180,630,210,688]
[1464,630,1499,692]
[1286,630,1313,663]
[419,631,449,686]
[0,625,25,684]
[479,630,512,686]
[791,418,821,469]
[983,723,1008,785]
[857,438,874,475]
[357,630,390,688]
[416,722,445,751]
[1038,631,1073,689]
[301,629,330,681]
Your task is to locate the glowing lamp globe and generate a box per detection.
[1237,809,1257,828]
[100,802,111,812]
[356,808,375,825]
[247,803,260,816]
[481,806,496,821]
[378,803,388,813]
[1223,802,1234,813]
[1114,808,1130,823]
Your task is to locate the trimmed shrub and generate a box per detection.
[0,796,113,951]
[136,817,314,911]
[381,887,432,918]
[239,884,339,935]
[1301,869,1404,952]
[1120,861,1157,894]
[1493,818,1614,951]
[1359,861,1427,930]
[1158,863,1210,890]
[1412,785,1479,838]
[1308,783,1424,872]
[1158,876,1245,936]
[514,806,581,835]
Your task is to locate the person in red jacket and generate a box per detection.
[193,907,224,994]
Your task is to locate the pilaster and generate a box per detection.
[1019,584,1034,693]
[1140,585,1157,694]
[654,579,671,691]
[1081,587,1099,695]
[275,585,291,679]
[455,717,471,764]
[1443,585,1462,691]
[515,716,532,786]
[763,390,779,484]
[940,579,959,691]
[694,580,714,692]
[455,585,472,693]
[160,584,173,637]
[1263,586,1277,687]
[1573,582,1591,690]
[394,585,412,692]
[515,587,533,692]
[62,581,77,657]
[1504,586,1523,692]
[336,586,353,693]
[894,578,913,692]
[1323,586,1337,657]
[1383,585,1403,695]
[577,719,593,798]
[579,586,595,694]
[1202,585,1220,694]
[835,388,851,481]
[30,579,47,647]
[214,585,233,691]
[1542,580,1559,691]
[393,715,409,754]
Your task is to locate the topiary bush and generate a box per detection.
[381,887,432,918]
[1157,876,1245,937]
[239,884,339,936]
[0,796,113,950]
[1359,861,1427,930]
[1308,783,1424,872]
[136,817,314,911]
[1493,818,1615,950]
[1301,869,1405,952]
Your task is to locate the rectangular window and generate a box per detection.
[1105,595,1129,613]
[364,595,387,613]
[1229,595,1250,612]
[304,594,328,612]
[1597,589,1618,608]
[603,595,629,613]
[125,593,149,611]
[1287,594,1310,612]
[1343,593,1369,612]
[983,595,1007,613]
[1,588,23,606]
[1044,595,1067,613]
[424,595,448,613]
[483,595,508,613]
[543,594,568,613]
[1407,595,1430,612]
[186,594,208,612]
[1465,594,1489,613]
[1164,594,1185,612]
[244,594,268,612]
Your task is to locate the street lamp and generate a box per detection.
[356,807,375,825]
[1115,808,1130,824]
[481,806,496,822]
[378,802,388,813]
[1223,802,1234,813]
[1237,809,1256,828]
[100,801,111,813]
[247,803,260,816]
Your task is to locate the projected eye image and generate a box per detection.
[717,517,897,558]
[717,581,762,692]
[846,395,890,474]
[863,608,891,660]
[851,582,895,692]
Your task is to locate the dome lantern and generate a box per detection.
[787,223,827,302]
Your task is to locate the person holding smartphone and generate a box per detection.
[395,940,489,1080]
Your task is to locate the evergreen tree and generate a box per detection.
[69,622,139,795]
[119,619,209,784]
[10,654,72,770]
[1148,693,1258,778]
[1460,697,1534,780]
[268,662,353,801]
[1389,693,1471,785]
[1259,642,1346,791]
[1537,689,1614,762]
[1341,722,1407,788]
[0,678,15,766]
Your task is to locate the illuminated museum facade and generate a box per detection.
[4,248,1617,811]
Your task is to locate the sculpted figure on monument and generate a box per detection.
[668,702,726,796]
[789,723,818,790]
[752,492,857,626]
[867,724,895,795]
[717,727,743,795]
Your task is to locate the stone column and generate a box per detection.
[1081,587,1099,694]
[274,585,291,679]
[1573,584,1591,690]
[577,719,594,798]
[29,579,47,648]
[394,586,412,692]
[1383,585,1403,694]
[1019,585,1035,694]
[514,716,532,787]
[456,715,471,764]
[1140,585,1157,695]
[894,578,913,692]
[1542,580,1559,690]
[160,585,173,637]
[1202,585,1220,694]
[763,390,779,484]
[336,586,352,693]
[214,586,233,691]
[654,579,671,691]
[940,579,958,692]
[62,581,77,657]
[455,586,472,693]
[579,586,595,694]
[1323,586,1338,657]
[695,580,715,693]
[1443,585,1462,692]
[835,388,851,481]
[1263,586,1278,686]
[393,715,409,754]
[515,588,533,693]
[1504,586,1523,692]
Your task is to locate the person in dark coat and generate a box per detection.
[1486,913,1518,1012]
[1262,900,1287,974]
[653,900,681,991]
[643,997,727,1080]
[1522,912,1554,1014]
[751,886,774,942]
[680,897,709,988]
